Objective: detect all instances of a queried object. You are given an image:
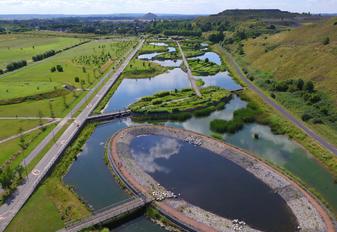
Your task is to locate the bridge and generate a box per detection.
[61,197,147,232]
[88,110,131,122]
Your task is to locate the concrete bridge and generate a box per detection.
[61,197,148,232]
[87,110,131,122]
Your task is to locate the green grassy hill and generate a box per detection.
[243,17,337,105]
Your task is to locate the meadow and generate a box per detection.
[0,33,84,70]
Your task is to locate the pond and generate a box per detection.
[198,71,243,91]
[130,134,298,232]
[149,42,168,47]
[189,52,222,65]
[138,52,162,60]
[103,68,190,112]
[152,59,182,67]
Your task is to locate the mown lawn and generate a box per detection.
[0,119,48,140]
[5,182,64,232]
[0,33,83,69]
[0,39,137,117]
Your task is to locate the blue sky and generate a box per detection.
[0,0,337,14]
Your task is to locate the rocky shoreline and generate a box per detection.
[110,125,332,232]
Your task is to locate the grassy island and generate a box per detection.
[139,44,168,54]
[129,86,232,121]
[188,59,225,76]
[122,59,169,79]
[153,51,181,60]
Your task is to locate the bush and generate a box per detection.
[322,37,330,45]
[56,65,64,72]
[32,50,56,62]
[6,60,27,71]
[50,66,56,72]
[74,77,80,83]
[0,69,3,75]
[301,113,313,121]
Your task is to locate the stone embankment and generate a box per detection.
[110,125,333,232]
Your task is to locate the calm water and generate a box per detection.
[130,134,298,232]
[103,68,190,112]
[152,59,182,67]
[63,120,129,209]
[189,52,222,65]
[108,214,166,232]
[198,71,243,91]
[138,52,162,60]
[149,42,168,47]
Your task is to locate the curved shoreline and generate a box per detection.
[109,125,334,232]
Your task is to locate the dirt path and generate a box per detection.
[176,41,202,97]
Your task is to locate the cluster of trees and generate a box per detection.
[0,165,25,198]
[6,60,27,71]
[208,31,224,43]
[260,78,337,125]
[32,50,56,62]
[50,64,64,72]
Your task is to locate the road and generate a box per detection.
[223,48,337,156]
[0,120,60,144]
[176,41,202,97]
[0,39,144,232]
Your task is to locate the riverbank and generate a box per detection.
[110,125,334,232]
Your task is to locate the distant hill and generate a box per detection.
[194,9,318,28]
[142,13,158,21]
[213,9,301,19]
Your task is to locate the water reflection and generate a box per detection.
[189,52,222,65]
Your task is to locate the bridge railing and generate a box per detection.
[64,197,144,229]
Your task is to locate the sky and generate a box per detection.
[0,0,337,15]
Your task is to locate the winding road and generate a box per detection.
[222,47,337,156]
[0,39,144,231]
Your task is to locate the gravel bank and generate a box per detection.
[110,125,332,232]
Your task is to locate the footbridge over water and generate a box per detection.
[60,197,149,232]
[87,110,131,122]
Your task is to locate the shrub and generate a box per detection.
[6,60,27,71]
[305,81,314,93]
[322,37,330,45]
[0,69,3,75]
[50,66,56,72]
[74,77,80,83]
[56,65,64,72]
[301,113,313,121]
[271,93,276,99]
[32,50,56,62]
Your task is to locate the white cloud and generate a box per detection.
[131,137,181,173]
[0,0,336,14]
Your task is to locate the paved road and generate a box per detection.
[0,120,60,144]
[176,41,202,97]
[0,40,144,232]
[223,48,337,156]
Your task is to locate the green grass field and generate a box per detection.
[0,119,48,140]
[0,34,84,69]
[0,38,137,171]
[139,43,168,54]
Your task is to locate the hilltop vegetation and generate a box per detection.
[233,17,337,144]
